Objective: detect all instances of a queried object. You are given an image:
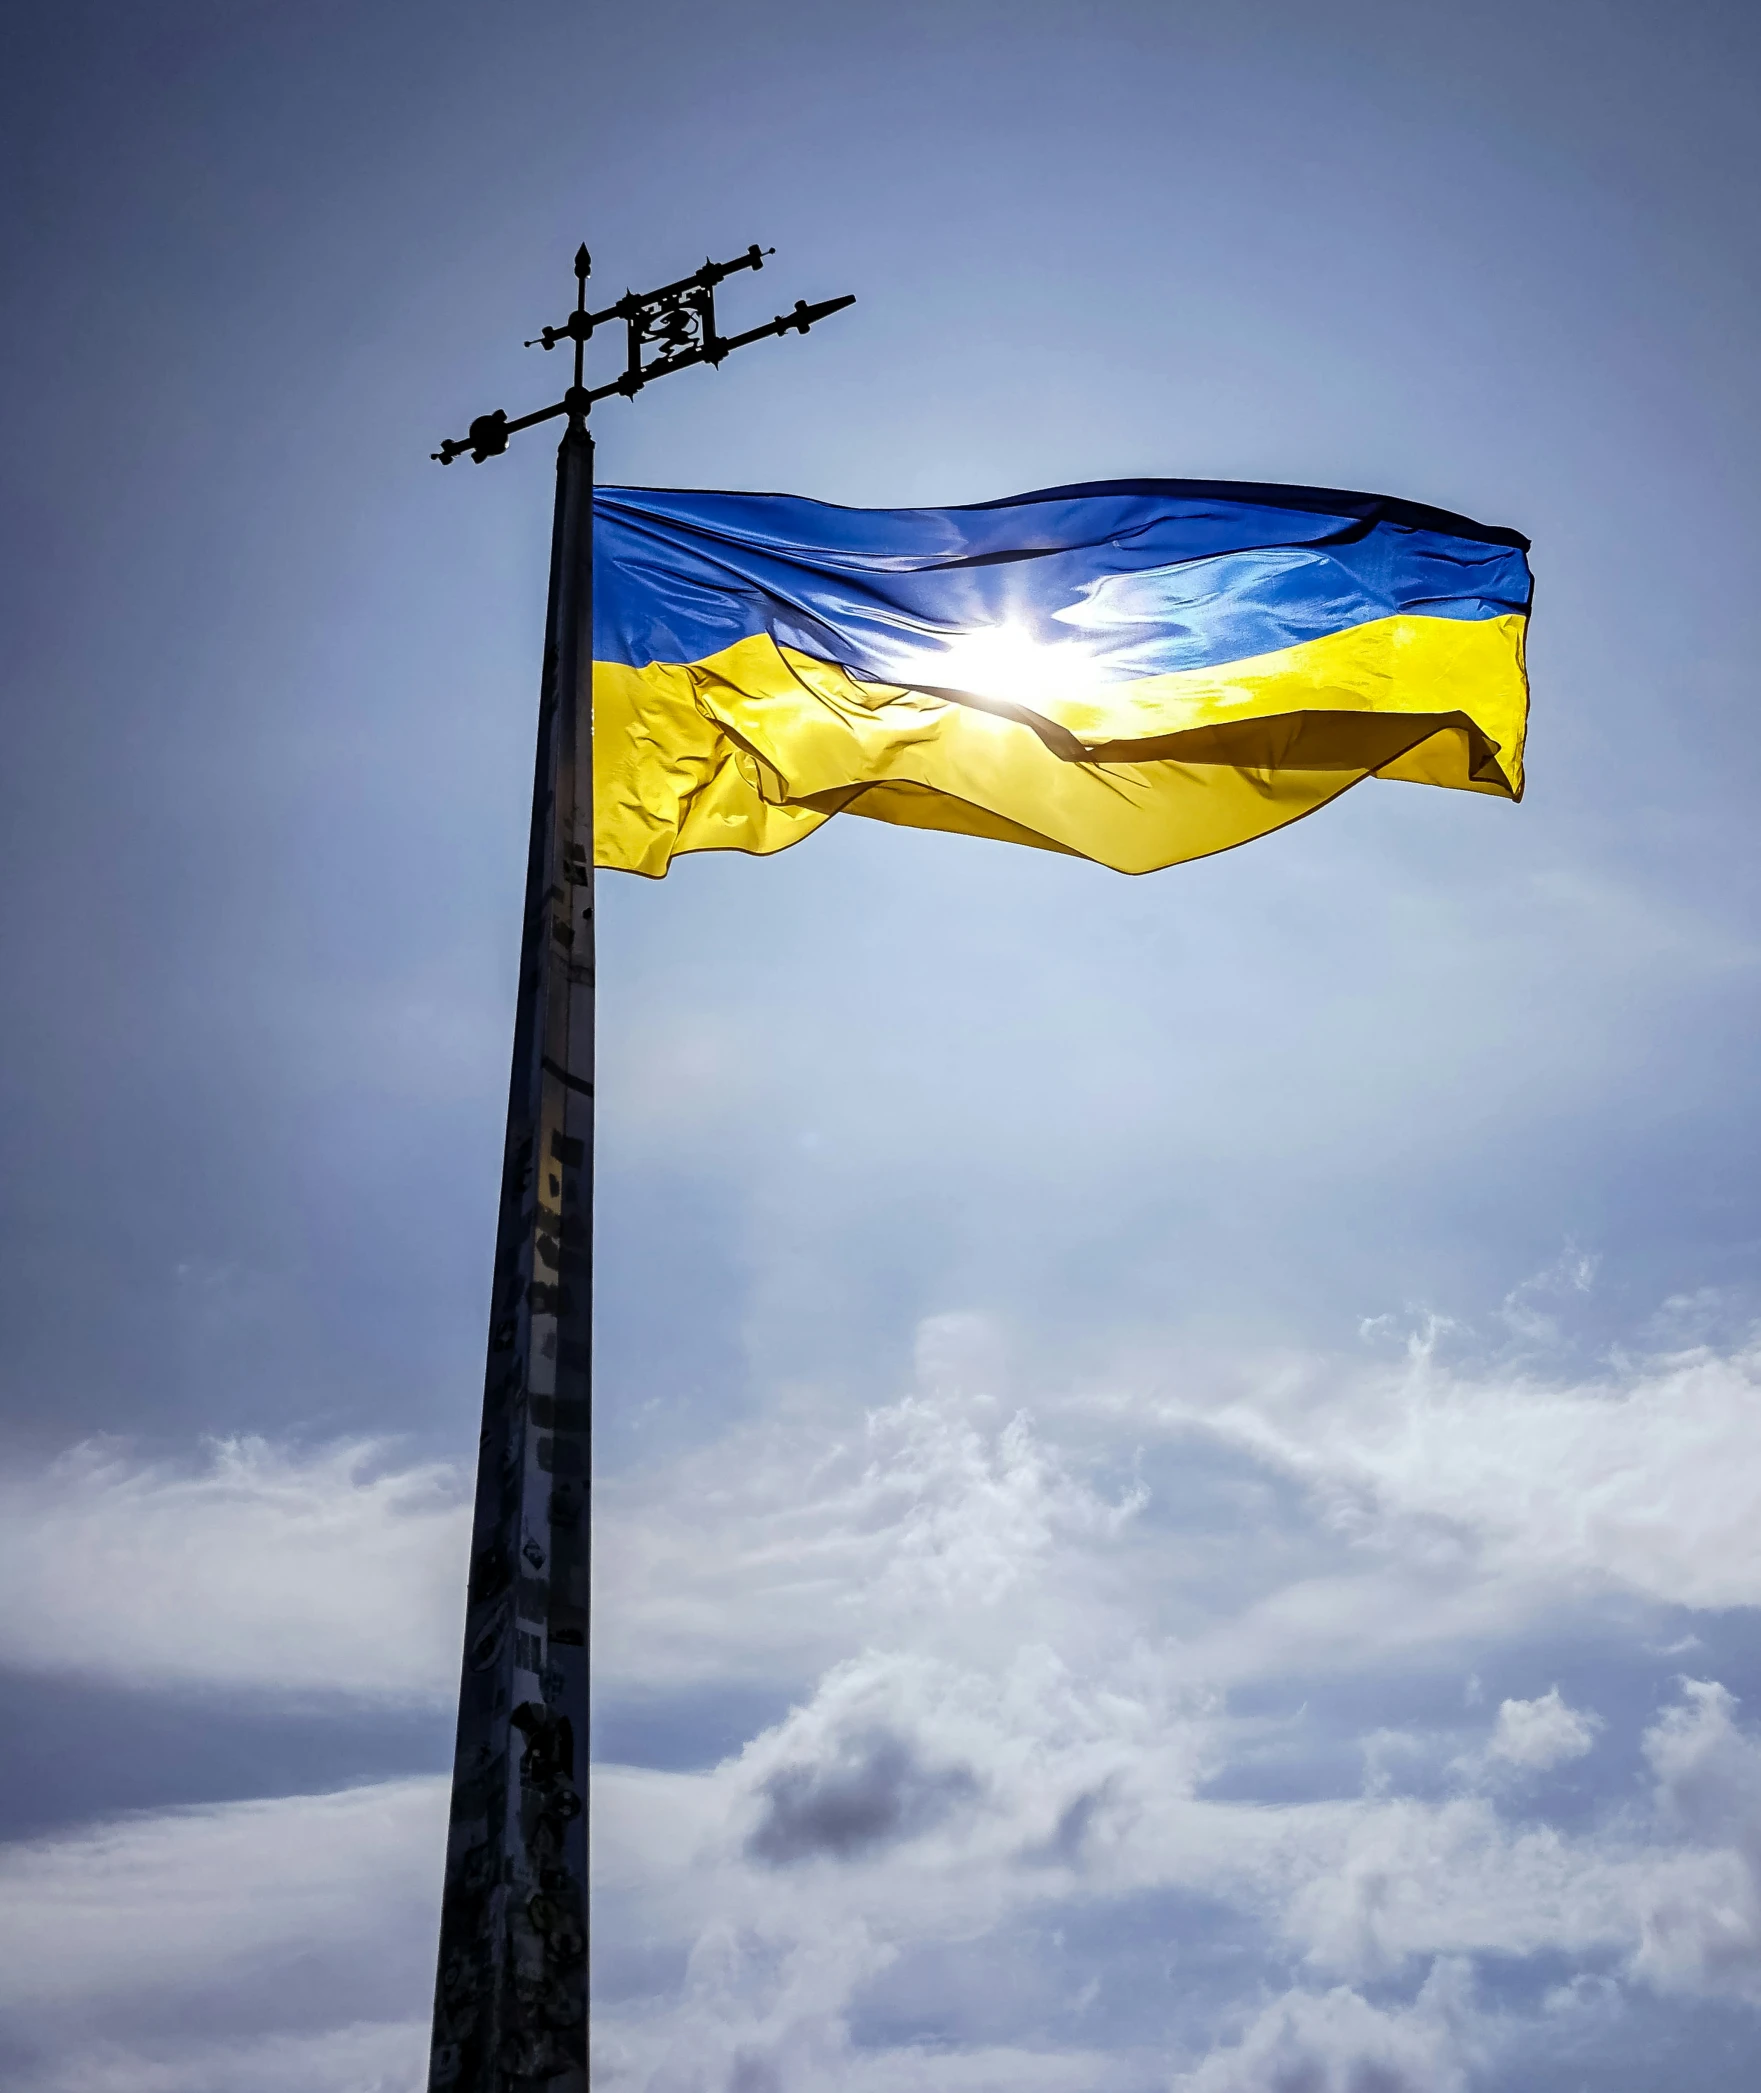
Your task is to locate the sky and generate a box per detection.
[4,0,1761,2086]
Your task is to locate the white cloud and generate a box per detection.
[593,1354,1147,1699]
[581,1302,1761,2087]
[1146,1334,1761,1627]
[1629,1681,1761,2002]
[1498,1243,1599,1348]
[1271,1792,1630,1978]
[0,1436,468,1698]
[1176,1959,1481,2093]
[1488,1688,1602,1771]
[15,1671,1755,2093]
[5,2022,428,2093]
[15,1315,1761,2088]
[0,1779,444,2092]
[598,1316,1761,1732]
[588,1665,1761,2086]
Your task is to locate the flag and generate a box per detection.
[592,478,1531,878]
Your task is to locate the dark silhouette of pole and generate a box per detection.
[426,243,852,2093]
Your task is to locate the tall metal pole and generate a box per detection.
[429,410,594,2093]
[427,243,852,2093]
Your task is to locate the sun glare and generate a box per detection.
[930,623,1095,709]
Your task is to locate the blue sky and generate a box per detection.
[5,2,1761,2087]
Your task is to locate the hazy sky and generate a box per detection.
[6,2,1761,2088]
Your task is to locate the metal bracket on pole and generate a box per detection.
[426,243,853,2093]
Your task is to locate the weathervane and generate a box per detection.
[424,245,853,2093]
[433,241,855,464]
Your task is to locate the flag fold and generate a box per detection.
[592,478,1531,877]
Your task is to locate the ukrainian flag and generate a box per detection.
[593,478,1531,878]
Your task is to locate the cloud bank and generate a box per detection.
[0,1436,468,1699]
[8,1312,1761,2087]
[0,1778,445,2093]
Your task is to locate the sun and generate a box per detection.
[929,623,1094,710]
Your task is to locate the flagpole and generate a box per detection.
[427,243,852,2093]
[429,285,595,2093]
